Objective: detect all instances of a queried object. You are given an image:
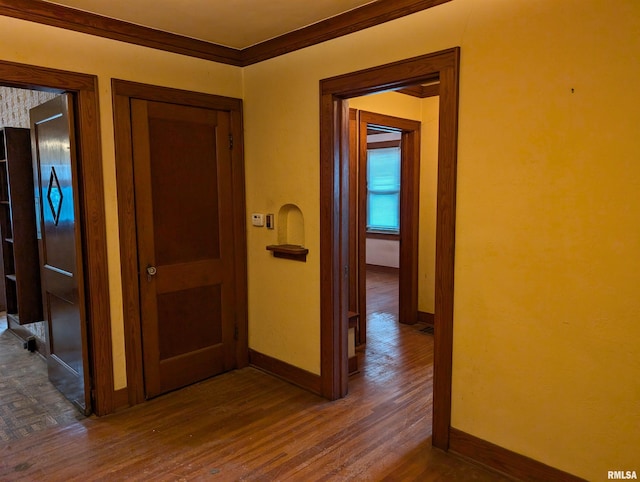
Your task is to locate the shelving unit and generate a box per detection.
[0,127,43,325]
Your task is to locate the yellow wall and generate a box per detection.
[243,0,640,478]
[419,96,439,314]
[0,16,243,389]
[348,93,439,314]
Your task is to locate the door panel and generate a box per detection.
[131,99,236,399]
[47,293,82,373]
[30,93,90,414]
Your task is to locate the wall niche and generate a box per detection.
[266,203,308,262]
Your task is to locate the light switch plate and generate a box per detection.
[251,213,264,227]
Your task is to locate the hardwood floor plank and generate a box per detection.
[0,271,509,481]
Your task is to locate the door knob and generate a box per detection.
[146,265,157,281]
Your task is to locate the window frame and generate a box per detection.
[366,139,402,236]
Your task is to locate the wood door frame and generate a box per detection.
[0,60,113,415]
[320,47,460,449]
[112,80,249,407]
[357,111,421,346]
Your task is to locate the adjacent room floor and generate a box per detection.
[0,314,84,442]
[0,273,508,480]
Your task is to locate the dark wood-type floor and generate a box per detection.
[0,271,509,481]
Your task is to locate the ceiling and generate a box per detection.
[44,0,377,49]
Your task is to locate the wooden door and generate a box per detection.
[30,94,91,414]
[131,99,237,399]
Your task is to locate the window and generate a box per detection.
[367,145,400,234]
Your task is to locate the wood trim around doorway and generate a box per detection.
[319,47,460,449]
[112,79,249,407]
[0,60,114,415]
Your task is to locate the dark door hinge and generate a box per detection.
[229,134,233,150]
[234,324,239,340]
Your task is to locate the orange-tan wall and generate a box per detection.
[419,96,439,315]
[243,0,640,479]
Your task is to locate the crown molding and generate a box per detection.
[0,0,243,65]
[0,0,452,67]
[240,0,452,65]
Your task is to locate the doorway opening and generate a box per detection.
[0,60,113,416]
[0,86,94,416]
[361,122,404,344]
[350,108,423,352]
[345,92,439,452]
[319,47,460,449]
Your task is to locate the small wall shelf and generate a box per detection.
[266,203,308,262]
[266,244,308,262]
